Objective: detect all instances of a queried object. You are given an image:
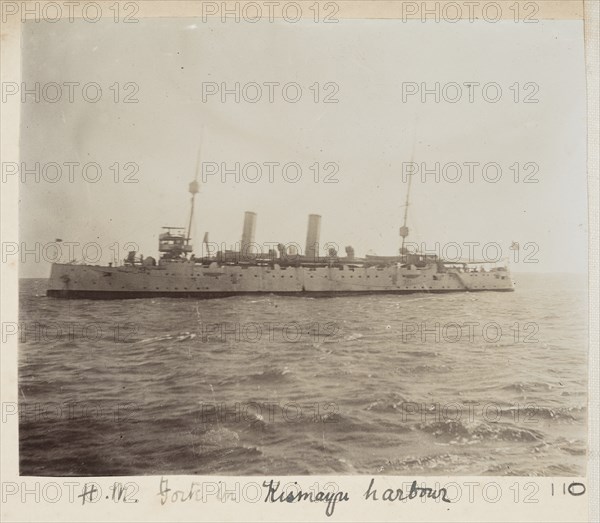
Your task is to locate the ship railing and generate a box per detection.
[441,258,511,273]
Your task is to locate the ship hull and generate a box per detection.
[46,261,515,299]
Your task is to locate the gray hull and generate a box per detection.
[47,261,515,299]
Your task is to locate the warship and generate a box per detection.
[47,176,514,299]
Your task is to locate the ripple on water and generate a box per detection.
[18,274,588,476]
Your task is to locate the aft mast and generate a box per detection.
[399,170,412,255]
[399,138,416,256]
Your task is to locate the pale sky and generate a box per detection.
[19,18,587,277]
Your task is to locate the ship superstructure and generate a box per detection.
[47,177,514,299]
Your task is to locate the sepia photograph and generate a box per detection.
[1,1,597,522]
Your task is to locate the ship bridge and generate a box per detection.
[159,227,193,259]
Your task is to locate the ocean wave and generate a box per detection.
[498,405,585,422]
[193,427,241,450]
[18,276,588,476]
[417,420,546,443]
